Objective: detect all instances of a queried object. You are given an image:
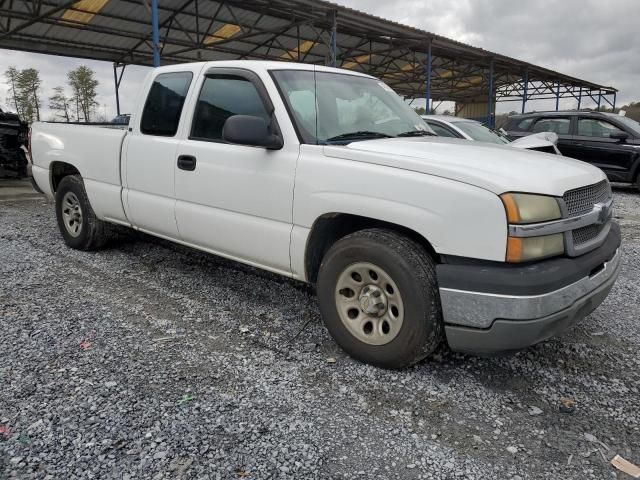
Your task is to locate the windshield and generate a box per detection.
[271,70,434,144]
[614,115,640,135]
[453,121,510,144]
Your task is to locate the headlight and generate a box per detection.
[501,193,564,262]
[501,193,561,224]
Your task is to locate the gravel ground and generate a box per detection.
[1,187,639,480]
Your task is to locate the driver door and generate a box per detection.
[174,69,298,275]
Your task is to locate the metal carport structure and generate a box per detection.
[0,0,618,125]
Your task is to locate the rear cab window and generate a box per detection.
[140,72,193,136]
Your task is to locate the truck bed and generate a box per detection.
[31,122,128,221]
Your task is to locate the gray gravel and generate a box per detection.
[1,186,639,480]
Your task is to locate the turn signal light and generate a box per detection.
[506,234,564,263]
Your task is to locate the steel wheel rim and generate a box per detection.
[61,191,83,238]
[334,262,404,346]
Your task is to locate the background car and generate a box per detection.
[422,115,560,154]
[503,111,640,186]
[110,114,131,125]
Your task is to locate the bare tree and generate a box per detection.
[49,86,73,122]
[4,66,23,116]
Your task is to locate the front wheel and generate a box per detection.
[55,174,109,250]
[317,229,444,369]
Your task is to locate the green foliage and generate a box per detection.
[4,66,42,122]
[68,66,99,122]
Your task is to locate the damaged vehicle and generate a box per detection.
[422,114,561,154]
[0,107,28,178]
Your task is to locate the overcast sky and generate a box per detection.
[1,0,638,119]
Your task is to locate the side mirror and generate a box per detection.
[609,131,629,142]
[222,115,283,150]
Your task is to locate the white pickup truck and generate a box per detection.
[31,61,621,368]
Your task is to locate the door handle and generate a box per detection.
[177,155,197,171]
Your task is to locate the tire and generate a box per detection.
[316,228,444,369]
[55,174,109,250]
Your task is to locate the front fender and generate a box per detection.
[292,148,508,274]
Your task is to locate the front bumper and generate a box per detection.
[437,225,621,354]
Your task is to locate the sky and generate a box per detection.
[1,0,638,120]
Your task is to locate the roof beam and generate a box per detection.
[0,0,75,40]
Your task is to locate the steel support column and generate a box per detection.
[577,88,582,110]
[329,10,337,67]
[487,59,494,127]
[151,0,160,67]
[425,40,432,113]
[613,92,617,111]
[555,81,560,111]
[522,69,528,114]
[597,91,602,111]
[113,63,121,116]
[112,63,127,116]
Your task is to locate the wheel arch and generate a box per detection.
[304,212,439,284]
[50,161,81,193]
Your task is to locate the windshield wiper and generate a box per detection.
[326,131,394,142]
[396,130,437,137]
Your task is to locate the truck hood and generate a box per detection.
[323,137,605,196]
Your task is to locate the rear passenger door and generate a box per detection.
[529,116,572,154]
[173,68,298,276]
[568,116,636,179]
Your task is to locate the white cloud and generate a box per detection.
[336,0,640,109]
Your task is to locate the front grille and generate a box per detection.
[572,223,606,247]
[563,180,611,216]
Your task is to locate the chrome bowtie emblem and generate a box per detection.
[594,203,609,225]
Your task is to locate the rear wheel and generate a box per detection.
[317,228,443,369]
[55,174,109,250]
